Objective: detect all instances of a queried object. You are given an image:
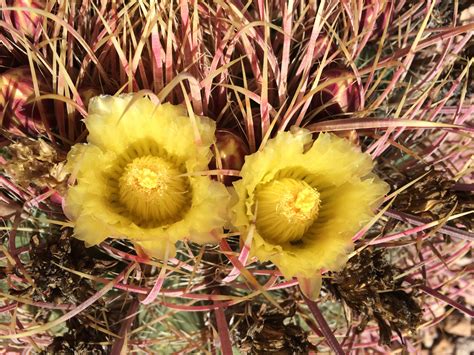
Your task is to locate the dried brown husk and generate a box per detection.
[380,164,472,232]
[326,248,422,345]
[235,299,314,354]
[3,138,68,195]
[27,230,117,304]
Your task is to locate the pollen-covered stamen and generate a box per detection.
[255,178,321,245]
[278,184,320,222]
[126,167,164,190]
[118,155,191,226]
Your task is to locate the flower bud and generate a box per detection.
[0,66,49,135]
[311,68,361,118]
[211,129,250,186]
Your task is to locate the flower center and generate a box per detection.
[120,156,173,195]
[255,178,320,244]
[278,184,320,222]
[117,155,191,226]
[132,167,161,190]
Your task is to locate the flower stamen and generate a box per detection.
[117,155,191,226]
[255,178,321,244]
[128,167,162,190]
[278,184,320,222]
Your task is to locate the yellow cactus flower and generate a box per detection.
[65,95,229,259]
[232,129,389,298]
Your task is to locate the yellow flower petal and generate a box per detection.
[133,240,176,261]
[65,94,230,259]
[85,95,214,170]
[232,130,389,281]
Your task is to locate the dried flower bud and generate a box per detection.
[312,68,361,118]
[6,0,45,38]
[327,249,422,345]
[212,129,250,185]
[3,139,67,193]
[0,66,49,135]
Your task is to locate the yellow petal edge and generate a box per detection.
[232,129,389,282]
[65,94,230,259]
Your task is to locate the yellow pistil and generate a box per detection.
[131,167,161,190]
[278,183,320,222]
[255,178,321,244]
